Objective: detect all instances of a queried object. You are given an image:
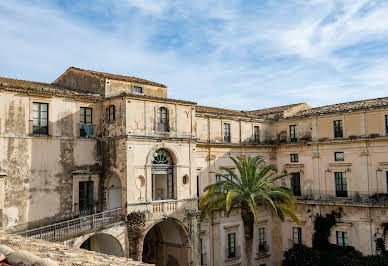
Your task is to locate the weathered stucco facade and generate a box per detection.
[1,67,388,266]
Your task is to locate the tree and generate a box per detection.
[199,155,299,265]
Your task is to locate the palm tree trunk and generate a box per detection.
[241,201,254,266]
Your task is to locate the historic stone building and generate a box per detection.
[0,67,388,266]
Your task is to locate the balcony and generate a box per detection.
[125,198,198,217]
[295,190,388,205]
[16,208,124,241]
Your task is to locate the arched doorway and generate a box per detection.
[142,219,189,266]
[108,174,122,210]
[80,233,123,257]
[152,149,175,201]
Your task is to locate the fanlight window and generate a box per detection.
[152,149,173,165]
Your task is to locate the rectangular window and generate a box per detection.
[227,233,236,258]
[291,172,301,196]
[224,123,231,143]
[333,120,343,138]
[290,154,299,162]
[258,227,266,252]
[254,126,260,143]
[32,102,48,135]
[292,227,302,245]
[334,152,344,161]
[133,86,143,94]
[200,238,203,265]
[335,172,348,197]
[289,125,297,142]
[215,174,221,183]
[336,231,348,247]
[385,115,388,135]
[108,105,116,122]
[80,107,92,137]
[386,171,388,193]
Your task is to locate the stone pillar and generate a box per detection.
[188,212,201,266]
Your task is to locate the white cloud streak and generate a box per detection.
[0,0,387,109]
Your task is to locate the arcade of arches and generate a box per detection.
[142,219,189,266]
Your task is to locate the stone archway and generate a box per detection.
[142,218,189,266]
[80,233,124,257]
[104,171,123,210]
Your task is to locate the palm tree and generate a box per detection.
[199,155,299,266]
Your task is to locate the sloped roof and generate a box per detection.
[0,77,100,101]
[290,97,388,118]
[246,103,306,116]
[67,67,167,88]
[196,105,257,118]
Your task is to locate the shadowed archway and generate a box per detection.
[142,218,189,266]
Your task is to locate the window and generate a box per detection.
[79,181,94,216]
[227,232,236,258]
[254,126,260,143]
[258,227,266,252]
[182,175,188,185]
[385,115,388,135]
[224,123,231,143]
[32,102,48,135]
[336,231,348,247]
[292,227,302,245]
[386,171,388,193]
[200,238,204,265]
[157,107,169,132]
[80,107,92,137]
[291,172,301,196]
[335,152,344,161]
[290,154,299,163]
[289,125,297,142]
[133,86,143,94]
[107,105,115,122]
[333,120,343,138]
[335,172,347,197]
[215,174,221,183]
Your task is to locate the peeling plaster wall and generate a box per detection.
[0,93,101,230]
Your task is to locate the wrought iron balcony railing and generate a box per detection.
[295,189,388,205]
[16,208,124,241]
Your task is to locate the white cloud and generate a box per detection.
[0,0,387,110]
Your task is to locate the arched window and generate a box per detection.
[157,107,169,132]
[152,149,174,200]
[152,149,173,165]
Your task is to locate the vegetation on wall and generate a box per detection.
[283,210,388,266]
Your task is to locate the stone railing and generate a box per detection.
[126,198,198,216]
[16,208,124,241]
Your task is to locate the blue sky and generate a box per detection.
[1,0,388,109]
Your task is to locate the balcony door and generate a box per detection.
[79,181,94,216]
[152,149,174,201]
[291,172,301,196]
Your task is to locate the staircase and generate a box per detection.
[16,208,124,241]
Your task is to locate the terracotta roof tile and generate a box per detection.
[69,67,167,88]
[109,92,196,105]
[246,103,306,116]
[289,97,388,118]
[196,105,258,118]
[0,77,101,101]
